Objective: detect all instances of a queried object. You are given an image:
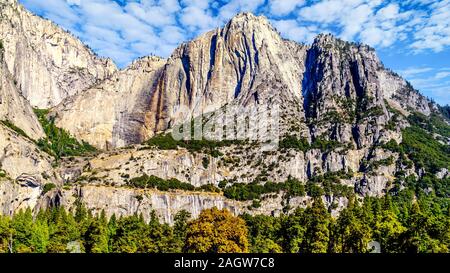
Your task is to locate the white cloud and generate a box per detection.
[297,1,417,48]
[66,0,80,5]
[180,6,217,31]
[340,4,374,40]
[408,76,450,105]
[435,71,450,79]
[298,0,350,24]
[125,3,177,27]
[159,25,186,44]
[217,0,265,22]
[398,67,433,78]
[410,0,450,52]
[360,27,386,46]
[21,0,79,28]
[269,0,305,16]
[181,0,210,9]
[298,0,378,42]
[272,19,317,43]
[376,3,399,20]
[397,66,450,105]
[18,0,450,73]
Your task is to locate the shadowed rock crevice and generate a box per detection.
[207,34,217,81]
[0,3,448,225]
[181,51,193,104]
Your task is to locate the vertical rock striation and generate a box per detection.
[0,44,44,140]
[53,57,166,149]
[0,0,117,108]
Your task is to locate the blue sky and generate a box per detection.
[19,0,450,105]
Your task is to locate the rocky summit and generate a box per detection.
[0,0,448,227]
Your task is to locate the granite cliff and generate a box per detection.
[0,0,448,224]
[0,0,117,108]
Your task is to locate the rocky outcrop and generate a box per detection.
[0,0,117,108]
[56,185,244,224]
[0,177,42,216]
[0,138,398,223]
[52,13,431,151]
[57,142,401,199]
[54,13,310,148]
[0,45,44,140]
[0,123,56,184]
[378,69,432,116]
[53,56,165,149]
[0,180,308,224]
[148,13,309,137]
[0,5,444,224]
[0,121,59,215]
[66,147,340,188]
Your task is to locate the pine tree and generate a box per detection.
[243,214,282,253]
[30,219,50,253]
[281,208,306,253]
[74,201,92,236]
[84,215,109,253]
[332,204,372,253]
[400,202,431,253]
[11,208,34,252]
[110,214,147,253]
[107,214,117,252]
[173,210,191,252]
[47,207,81,253]
[303,198,330,253]
[373,199,406,253]
[0,215,14,253]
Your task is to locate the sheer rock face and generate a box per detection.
[0,140,398,223]
[0,6,443,222]
[0,124,56,185]
[0,123,57,215]
[56,186,244,225]
[0,48,44,140]
[302,34,421,149]
[146,15,431,149]
[0,0,117,108]
[0,177,42,216]
[53,13,429,150]
[377,69,432,115]
[74,147,366,189]
[54,13,311,148]
[149,13,309,136]
[53,57,165,149]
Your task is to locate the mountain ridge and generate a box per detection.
[0,0,117,108]
[51,10,435,151]
[0,1,448,225]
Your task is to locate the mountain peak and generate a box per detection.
[230,12,265,21]
[224,12,274,33]
[0,0,118,108]
[2,2,448,237]
[0,0,18,10]
[0,0,17,5]
[313,33,337,43]
[127,55,165,71]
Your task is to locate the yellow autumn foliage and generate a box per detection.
[184,207,249,253]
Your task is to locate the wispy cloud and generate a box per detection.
[269,0,305,16]
[398,66,450,105]
[20,0,450,68]
[435,71,450,79]
[18,0,449,104]
[398,67,433,78]
[410,0,450,52]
